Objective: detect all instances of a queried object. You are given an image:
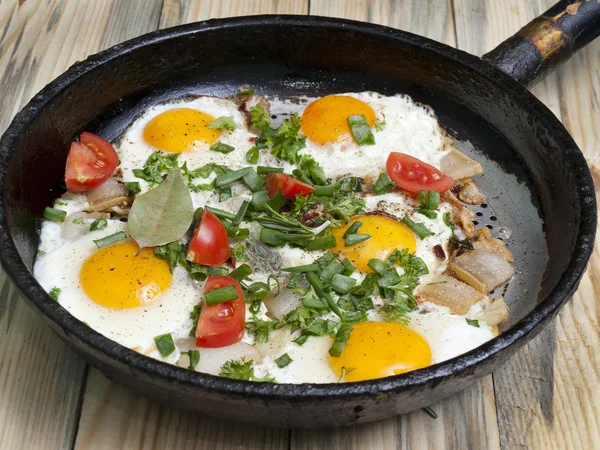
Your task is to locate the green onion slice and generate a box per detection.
[329,324,353,357]
[43,207,66,223]
[205,285,239,305]
[306,235,336,251]
[215,167,251,187]
[281,263,319,273]
[210,142,235,154]
[345,233,371,246]
[257,166,284,174]
[347,114,375,146]
[274,353,293,368]
[246,146,259,164]
[343,221,362,238]
[154,333,176,357]
[331,274,357,295]
[93,232,127,249]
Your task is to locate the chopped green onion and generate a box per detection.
[343,221,362,238]
[347,114,375,146]
[329,324,352,357]
[226,227,249,239]
[252,190,270,211]
[191,207,204,230]
[416,207,437,219]
[205,285,239,305]
[331,274,357,295]
[43,207,66,223]
[443,212,455,233]
[345,233,371,246]
[302,296,329,311]
[208,116,237,131]
[274,353,293,368]
[257,166,284,174]
[93,231,127,249]
[367,258,390,275]
[205,206,236,221]
[306,235,337,251]
[218,186,232,202]
[154,333,176,357]
[215,167,251,187]
[72,217,85,225]
[125,181,141,195]
[281,263,319,273]
[237,88,255,96]
[187,350,200,370]
[229,264,253,281]
[402,216,434,239]
[321,259,344,282]
[246,146,259,164]
[233,200,250,226]
[305,272,343,318]
[373,172,394,195]
[90,218,107,231]
[266,190,287,212]
[466,318,480,327]
[210,142,235,154]
[339,177,363,193]
[418,190,440,210]
[242,168,266,192]
[260,228,285,246]
[341,258,356,276]
[313,184,337,196]
[55,200,67,206]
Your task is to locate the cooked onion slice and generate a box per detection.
[87,177,130,212]
[458,179,484,205]
[480,297,509,326]
[417,275,484,315]
[264,288,301,321]
[473,238,514,262]
[441,148,483,180]
[449,249,515,293]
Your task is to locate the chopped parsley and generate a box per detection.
[189,303,201,337]
[133,152,179,186]
[219,357,276,382]
[125,181,141,195]
[466,318,480,327]
[373,172,394,195]
[208,116,237,131]
[245,318,279,343]
[48,287,61,301]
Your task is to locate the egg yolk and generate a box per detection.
[331,214,416,272]
[80,242,172,309]
[329,322,432,382]
[143,108,220,152]
[301,95,377,144]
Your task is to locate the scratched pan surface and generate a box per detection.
[0,16,595,427]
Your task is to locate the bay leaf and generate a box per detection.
[129,169,194,249]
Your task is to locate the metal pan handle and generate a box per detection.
[483,0,600,87]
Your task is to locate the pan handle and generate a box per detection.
[483,0,600,87]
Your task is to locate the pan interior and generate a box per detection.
[5,20,576,344]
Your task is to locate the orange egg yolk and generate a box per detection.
[329,322,432,382]
[331,215,416,272]
[143,108,220,152]
[80,242,172,309]
[301,95,377,144]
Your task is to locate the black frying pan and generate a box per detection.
[0,0,597,428]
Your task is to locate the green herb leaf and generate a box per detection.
[274,353,293,368]
[373,172,394,195]
[466,318,480,327]
[185,350,200,370]
[125,181,141,195]
[347,114,375,146]
[48,287,61,301]
[219,357,276,382]
[133,152,179,186]
[154,333,176,357]
[210,142,235,154]
[189,303,201,337]
[246,146,259,164]
[129,169,194,249]
[245,318,278,343]
[90,218,108,231]
[208,116,237,131]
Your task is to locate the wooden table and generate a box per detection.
[0,1,598,449]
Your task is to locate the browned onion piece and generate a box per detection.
[480,297,509,326]
[449,249,515,293]
[473,238,514,262]
[87,177,130,212]
[458,179,484,205]
[417,275,484,315]
[440,148,483,180]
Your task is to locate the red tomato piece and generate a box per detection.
[187,209,230,266]
[65,132,119,192]
[196,276,245,348]
[386,152,455,193]
[265,173,315,199]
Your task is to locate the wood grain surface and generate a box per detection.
[0,1,597,449]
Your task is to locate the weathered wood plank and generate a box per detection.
[289,2,500,448]
[454,1,600,449]
[0,1,165,449]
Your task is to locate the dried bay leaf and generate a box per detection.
[129,169,193,249]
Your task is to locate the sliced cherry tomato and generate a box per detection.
[65,132,119,192]
[187,209,230,266]
[196,276,245,348]
[386,152,455,193]
[265,173,315,199]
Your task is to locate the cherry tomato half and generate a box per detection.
[265,173,315,199]
[386,152,455,193]
[65,132,119,192]
[196,276,245,348]
[187,209,230,266]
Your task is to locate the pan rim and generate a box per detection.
[0,15,596,402]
